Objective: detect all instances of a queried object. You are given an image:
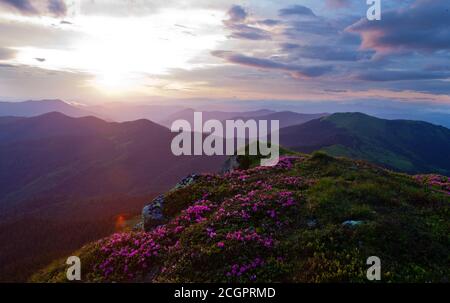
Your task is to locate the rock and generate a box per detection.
[143,194,165,231]
[221,155,240,173]
[142,174,201,231]
[342,220,363,227]
[307,219,317,228]
[172,174,200,191]
[133,221,144,231]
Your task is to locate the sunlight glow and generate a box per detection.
[8,9,226,94]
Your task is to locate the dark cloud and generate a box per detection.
[34,57,46,62]
[281,43,373,62]
[0,0,38,14]
[224,5,272,41]
[324,88,348,93]
[227,24,272,40]
[0,0,67,16]
[279,5,316,17]
[355,70,450,82]
[257,19,280,27]
[347,0,450,53]
[47,0,67,17]
[325,0,351,9]
[212,50,332,78]
[424,65,450,72]
[280,43,300,51]
[227,5,247,22]
[0,47,17,60]
[283,19,339,37]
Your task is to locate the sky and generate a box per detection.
[0,0,449,108]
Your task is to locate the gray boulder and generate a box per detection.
[142,174,201,231]
[221,155,240,173]
[342,220,363,227]
[172,174,200,191]
[142,194,165,231]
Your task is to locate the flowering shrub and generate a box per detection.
[35,154,449,283]
[93,232,161,281]
[414,174,450,196]
[226,258,265,279]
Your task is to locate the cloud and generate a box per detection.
[280,43,373,61]
[212,50,332,78]
[283,19,339,37]
[47,0,67,17]
[324,88,348,93]
[0,63,16,68]
[223,5,272,40]
[0,0,67,17]
[257,19,280,27]
[0,0,38,14]
[347,0,450,53]
[227,24,272,40]
[325,0,351,9]
[354,70,450,82]
[0,47,17,60]
[0,18,83,48]
[279,5,316,17]
[0,64,98,101]
[227,5,247,22]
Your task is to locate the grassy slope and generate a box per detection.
[32,153,450,283]
[279,113,450,175]
[322,113,450,174]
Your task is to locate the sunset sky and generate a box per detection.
[0,0,449,107]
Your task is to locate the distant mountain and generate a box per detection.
[86,103,185,123]
[280,112,450,175]
[231,111,328,129]
[160,108,275,128]
[0,113,225,281]
[0,99,96,118]
[0,112,225,210]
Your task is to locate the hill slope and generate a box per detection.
[0,113,225,281]
[33,153,450,283]
[0,112,224,208]
[279,113,450,175]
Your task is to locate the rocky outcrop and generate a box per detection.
[172,174,200,190]
[221,155,240,173]
[142,195,165,231]
[142,174,201,231]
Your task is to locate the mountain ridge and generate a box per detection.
[280,112,450,175]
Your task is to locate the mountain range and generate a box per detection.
[0,99,95,118]
[279,113,450,175]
